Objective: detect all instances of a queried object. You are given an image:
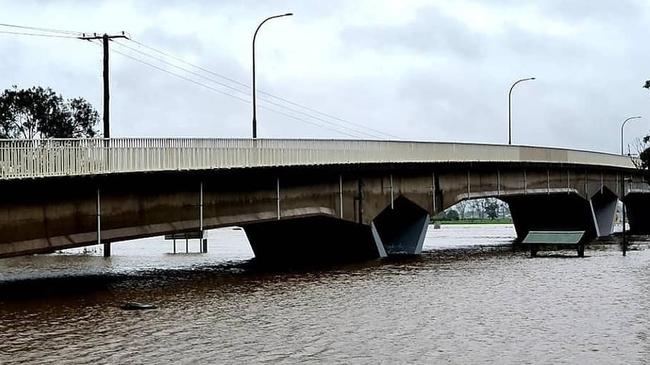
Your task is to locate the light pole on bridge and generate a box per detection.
[252,12,293,139]
[508,77,535,145]
[620,116,642,155]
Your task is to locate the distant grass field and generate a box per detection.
[432,218,513,225]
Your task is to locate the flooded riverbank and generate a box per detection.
[2,225,649,364]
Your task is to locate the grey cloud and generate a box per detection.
[341,6,485,59]
[2,0,650,150]
[500,23,597,67]
[535,0,643,24]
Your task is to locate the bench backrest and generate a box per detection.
[522,231,585,245]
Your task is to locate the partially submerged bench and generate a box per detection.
[522,231,586,257]
[164,231,207,253]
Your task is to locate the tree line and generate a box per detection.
[0,86,99,139]
[436,198,509,221]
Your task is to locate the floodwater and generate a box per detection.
[1,224,650,364]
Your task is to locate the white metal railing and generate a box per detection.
[625,180,650,194]
[0,138,638,180]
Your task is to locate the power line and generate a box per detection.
[128,38,249,89]
[258,105,364,138]
[137,37,397,139]
[111,40,384,138]
[0,30,78,39]
[112,40,250,97]
[125,38,399,139]
[120,39,391,139]
[259,91,400,139]
[95,41,367,138]
[0,23,82,35]
[258,94,385,138]
[0,22,395,139]
[90,41,250,103]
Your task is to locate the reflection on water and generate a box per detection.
[2,224,650,364]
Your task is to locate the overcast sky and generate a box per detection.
[1,0,649,153]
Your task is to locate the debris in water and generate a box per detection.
[120,302,157,310]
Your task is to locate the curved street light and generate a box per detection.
[620,116,642,155]
[619,114,641,256]
[508,77,535,145]
[252,12,293,139]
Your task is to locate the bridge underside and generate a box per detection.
[0,163,643,261]
[624,192,650,234]
[243,216,382,264]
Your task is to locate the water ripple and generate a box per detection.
[2,226,650,364]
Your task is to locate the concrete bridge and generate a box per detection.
[0,138,647,262]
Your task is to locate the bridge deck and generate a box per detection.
[0,138,637,180]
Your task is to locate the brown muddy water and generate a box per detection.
[1,225,650,364]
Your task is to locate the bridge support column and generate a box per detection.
[624,192,650,234]
[97,187,111,257]
[243,215,386,265]
[372,196,429,255]
[502,193,596,243]
[589,188,617,237]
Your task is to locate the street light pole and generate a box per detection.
[252,12,293,139]
[508,77,535,145]
[620,116,642,155]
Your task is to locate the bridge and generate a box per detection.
[0,138,647,262]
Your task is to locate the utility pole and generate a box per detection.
[79,32,128,138]
[79,32,127,257]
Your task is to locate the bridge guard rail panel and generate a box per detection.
[0,138,637,180]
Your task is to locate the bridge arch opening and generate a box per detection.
[429,198,516,248]
[436,198,512,223]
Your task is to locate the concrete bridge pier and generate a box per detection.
[242,215,386,265]
[589,188,618,237]
[502,193,597,243]
[624,192,650,234]
[371,196,430,255]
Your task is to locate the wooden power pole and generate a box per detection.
[79,32,128,257]
[79,32,128,138]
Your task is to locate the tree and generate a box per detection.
[0,86,100,139]
[631,132,650,170]
[640,81,650,167]
[454,200,470,219]
[443,209,459,220]
[484,199,500,220]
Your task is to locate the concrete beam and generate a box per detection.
[0,164,638,259]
